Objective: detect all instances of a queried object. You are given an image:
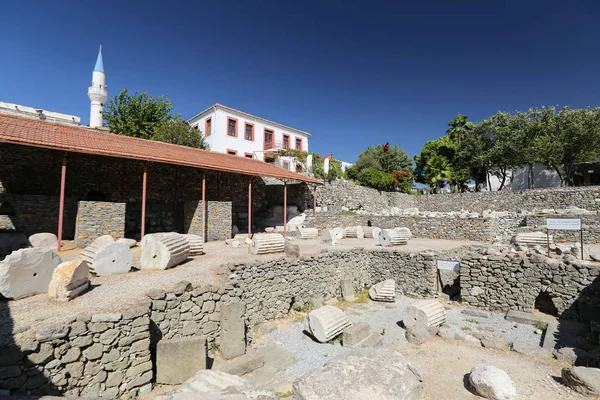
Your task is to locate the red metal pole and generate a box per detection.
[313,185,317,217]
[57,153,67,252]
[202,171,206,242]
[141,164,147,239]
[248,177,253,239]
[283,181,287,238]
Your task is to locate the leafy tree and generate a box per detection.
[446,114,474,144]
[104,89,177,139]
[152,119,209,150]
[414,136,457,193]
[355,144,412,174]
[357,168,395,191]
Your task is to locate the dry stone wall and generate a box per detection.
[75,201,126,247]
[315,180,600,214]
[460,253,600,321]
[524,214,600,243]
[0,304,152,398]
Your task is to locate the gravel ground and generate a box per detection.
[257,294,548,382]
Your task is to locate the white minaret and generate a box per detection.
[88,45,107,128]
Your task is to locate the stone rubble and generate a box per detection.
[28,232,58,249]
[368,279,395,302]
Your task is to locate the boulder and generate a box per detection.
[28,233,58,249]
[292,348,423,400]
[469,364,517,400]
[405,325,432,345]
[153,370,276,400]
[140,232,190,270]
[481,336,506,350]
[342,322,371,347]
[554,347,589,366]
[0,248,62,299]
[80,241,133,276]
[304,305,351,343]
[225,238,241,248]
[511,341,551,357]
[47,259,89,301]
[368,279,395,302]
[562,366,600,397]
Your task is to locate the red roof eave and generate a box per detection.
[0,114,323,185]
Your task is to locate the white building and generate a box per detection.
[187,104,310,164]
[0,101,80,126]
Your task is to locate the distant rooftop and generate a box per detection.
[0,102,81,126]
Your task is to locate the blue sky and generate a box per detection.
[2,1,599,162]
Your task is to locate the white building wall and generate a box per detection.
[188,106,310,164]
[485,163,561,191]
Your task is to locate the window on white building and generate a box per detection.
[295,138,302,151]
[205,118,212,136]
[227,118,237,137]
[245,123,254,141]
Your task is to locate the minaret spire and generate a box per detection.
[88,45,107,128]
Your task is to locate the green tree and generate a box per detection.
[446,114,474,144]
[152,119,210,150]
[357,168,395,191]
[355,144,412,174]
[414,136,457,193]
[537,107,600,186]
[104,89,177,139]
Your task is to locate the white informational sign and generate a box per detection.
[437,260,460,271]
[546,218,581,231]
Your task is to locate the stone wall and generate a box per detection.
[206,201,232,241]
[305,215,497,242]
[460,253,600,321]
[0,304,151,398]
[315,179,600,214]
[0,194,77,238]
[75,201,126,247]
[524,214,600,244]
[146,248,437,349]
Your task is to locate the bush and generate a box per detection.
[357,168,394,191]
[344,165,359,180]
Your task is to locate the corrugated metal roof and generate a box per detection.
[0,114,322,184]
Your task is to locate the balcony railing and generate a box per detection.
[264,139,284,151]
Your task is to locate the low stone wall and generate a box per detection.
[305,215,497,242]
[0,304,151,398]
[524,214,600,244]
[460,253,600,321]
[75,201,126,247]
[316,180,600,214]
[147,248,437,349]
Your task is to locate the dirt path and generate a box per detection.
[400,338,584,400]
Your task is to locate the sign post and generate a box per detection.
[546,218,583,260]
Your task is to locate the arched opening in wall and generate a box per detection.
[534,291,558,316]
[84,190,106,201]
[0,200,15,215]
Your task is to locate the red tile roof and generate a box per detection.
[0,114,322,184]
